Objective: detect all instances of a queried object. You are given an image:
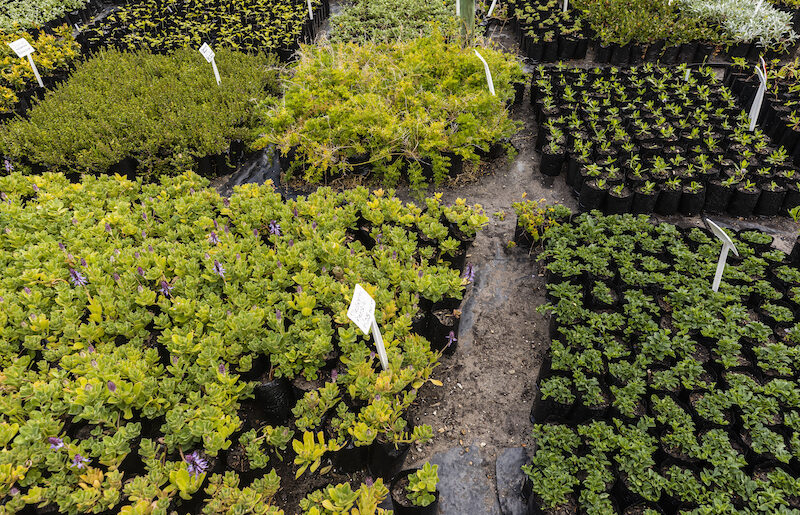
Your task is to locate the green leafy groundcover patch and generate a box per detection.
[81,0,326,55]
[0,172,486,514]
[255,34,524,191]
[0,49,279,181]
[525,211,800,513]
[0,0,89,30]
[328,0,459,44]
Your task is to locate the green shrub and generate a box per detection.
[328,0,459,44]
[1,49,279,180]
[255,34,524,190]
[0,0,89,30]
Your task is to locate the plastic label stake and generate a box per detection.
[474,50,495,96]
[562,0,568,12]
[347,284,388,370]
[307,0,313,20]
[749,58,768,131]
[487,0,498,17]
[684,68,690,81]
[8,38,43,88]
[199,43,220,85]
[456,0,460,17]
[705,219,738,292]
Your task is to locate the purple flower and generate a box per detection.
[418,270,424,278]
[71,454,89,469]
[69,268,88,287]
[370,351,376,361]
[331,369,338,381]
[190,188,195,194]
[87,344,95,353]
[72,218,77,225]
[80,258,87,267]
[135,251,141,259]
[392,251,397,259]
[9,487,18,496]
[350,248,355,256]
[58,242,65,251]
[148,245,154,253]
[269,220,281,235]
[276,260,282,268]
[224,225,229,234]
[462,263,475,283]
[312,222,317,230]
[218,363,226,374]
[275,309,282,322]
[293,207,299,217]
[209,232,219,245]
[105,223,111,233]
[48,437,64,450]
[113,273,120,282]
[160,281,173,297]
[4,159,13,173]
[213,219,219,230]
[23,287,31,295]
[223,198,230,207]
[213,260,225,278]
[137,267,145,277]
[364,476,374,487]
[171,355,179,365]
[0,192,6,201]
[288,239,294,247]
[91,359,97,368]
[253,228,259,236]
[141,230,146,239]
[107,381,116,392]
[185,451,208,477]
[31,183,39,192]
[376,233,382,243]
[296,285,303,293]
[446,331,458,347]
[142,212,148,221]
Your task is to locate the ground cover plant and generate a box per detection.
[523,210,800,513]
[0,49,279,181]
[255,34,525,192]
[0,0,92,31]
[327,0,459,44]
[0,26,80,117]
[0,171,487,513]
[532,63,800,217]
[79,0,328,58]
[727,58,800,167]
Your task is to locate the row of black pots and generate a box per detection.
[520,33,589,63]
[725,72,800,167]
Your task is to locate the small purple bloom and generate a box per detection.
[276,260,282,268]
[185,451,208,477]
[31,183,39,192]
[9,487,18,496]
[213,219,219,230]
[23,287,31,295]
[446,331,458,347]
[80,258,87,267]
[69,268,88,287]
[142,212,148,221]
[4,159,13,173]
[392,251,397,259]
[253,228,259,236]
[107,381,116,392]
[159,281,173,297]
[105,223,111,233]
[190,188,195,194]
[213,260,225,278]
[364,476,374,487]
[148,245,154,253]
[370,351,376,361]
[113,273,120,282]
[418,270,424,278]
[331,369,338,381]
[269,220,281,235]
[137,267,145,277]
[87,344,95,353]
[114,249,120,256]
[224,225,229,234]
[58,242,65,251]
[376,233,382,243]
[91,359,97,368]
[296,285,303,293]
[223,198,230,207]
[48,437,64,450]
[72,218,78,225]
[71,454,89,469]
[135,251,140,259]
[218,363,226,374]
[288,239,294,247]
[0,192,6,201]
[350,248,355,256]
[204,253,211,260]
[462,263,475,283]
[293,207,298,217]
[312,222,317,230]
[141,230,146,239]
[276,309,282,322]
[171,356,179,365]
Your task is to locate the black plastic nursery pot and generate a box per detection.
[332,439,368,473]
[728,187,761,217]
[606,189,633,214]
[578,180,607,212]
[632,189,659,214]
[390,469,440,515]
[253,376,293,424]
[655,189,681,215]
[705,181,733,213]
[754,187,787,216]
[428,308,459,356]
[540,149,565,176]
[368,437,411,480]
[679,189,705,216]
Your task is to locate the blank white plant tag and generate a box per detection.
[487,0,498,17]
[347,284,388,370]
[562,0,568,12]
[749,59,767,131]
[8,38,43,88]
[705,219,738,292]
[456,0,460,16]
[474,50,495,96]
[199,43,220,85]
[307,0,313,20]
[684,68,690,81]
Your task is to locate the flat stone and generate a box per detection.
[495,447,529,515]
[430,444,501,515]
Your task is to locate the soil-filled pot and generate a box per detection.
[705,181,733,213]
[429,309,459,355]
[655,188,681,215]
[632,188,659,214]
[679,188,706,215]
[540,149,565,176]
[368,437,411,480]
[579,180,607,211]
[332,440,368,473]
[728,186,760,217]
[754,187,786,216]
[606,188,634,214]
[253,376,293,424]
[390,469,440,515]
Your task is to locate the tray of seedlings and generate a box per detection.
[518,209,800,514]
[0,171,484,513]
[726,59,800,168]
[508,0,592,62]
[532,63,800,217]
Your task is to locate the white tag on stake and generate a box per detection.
[562,0,568,12]
[307,0,314,20]
[474,50,495,96]
[749,58,768,132]
[199,43,220,85]
[8,38,43,88]
[456,0,460,16]
[487,0,498,17]
[684,68,691,81]
[705,219,738,292]
[347,284,388,370]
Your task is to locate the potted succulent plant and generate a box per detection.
[390,462,440,515]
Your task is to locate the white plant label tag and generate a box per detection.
[474,50,495,96]
[307,0,313,20]
[705,218,738,292]
[487,0,498,17]
[347,284,388,370]
[749,59,768,131]
[8,38,34,57]
[562,0,568,12]
[199,43,220,85]
[755,0,764,12]
[684,68,690,81]
[456,0,460,16]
